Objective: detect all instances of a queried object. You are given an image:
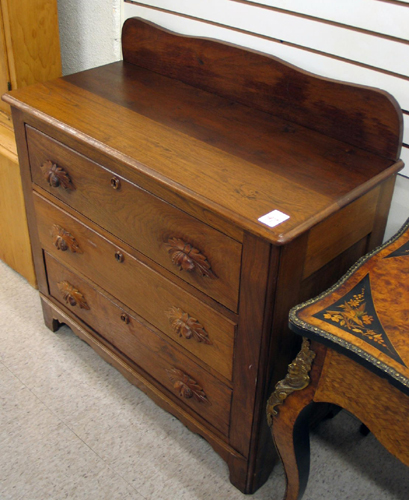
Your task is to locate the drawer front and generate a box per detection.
[27,125,241,311]
[34,193,236,381]
[45,253,232,436]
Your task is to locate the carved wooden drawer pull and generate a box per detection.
[166,307,212,344]
[40,160,74,190]
[57,281,90,310]
[52,225,83,253]
[166,367,209,404]
[165,237,216,279]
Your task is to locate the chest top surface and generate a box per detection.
[3,18,404,245]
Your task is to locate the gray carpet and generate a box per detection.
[1,259,408,499]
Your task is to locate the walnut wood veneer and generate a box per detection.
[3,18,404,493]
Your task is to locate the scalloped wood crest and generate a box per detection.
[122,17,402,161]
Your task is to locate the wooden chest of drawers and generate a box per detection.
[4,18,404,493]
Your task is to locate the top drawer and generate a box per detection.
[26,126,242,311]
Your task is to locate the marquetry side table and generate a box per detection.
[267,218,409,500]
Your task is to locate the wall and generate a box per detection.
[57,0,409,237]
[57,0,122,75]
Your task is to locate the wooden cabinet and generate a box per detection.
[0,0,61,285]
[4,18,404,493]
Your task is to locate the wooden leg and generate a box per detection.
[226,454,251,493]
[267,339,325,500]
[273,400,314,500]
[41,297,62,332]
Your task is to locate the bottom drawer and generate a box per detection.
[45,253,232,436]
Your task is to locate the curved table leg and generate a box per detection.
[267,339,324,500]
[273,399,314,500]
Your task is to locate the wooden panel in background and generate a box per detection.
[0,143,36,286]
[0,0,61,286]
[0,113,16,153]
[0,8,11,115]
[0,0,61,89]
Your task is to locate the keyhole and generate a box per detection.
[110,177,121,190]
[115,251,124,263]
[120,313,130,324]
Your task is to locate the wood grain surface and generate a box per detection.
[34,194,236,381]
[0,8,11,115]
[0,0,61,91]
[46,253,233,436]
[122,18,402,160]
[41,293,247,469]
[0,141,35,285]
[4,62,403,245]
[27,125,242,311]
[316,348,409,466]
[0,0,60,285]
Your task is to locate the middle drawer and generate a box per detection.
[34,193,236,381]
